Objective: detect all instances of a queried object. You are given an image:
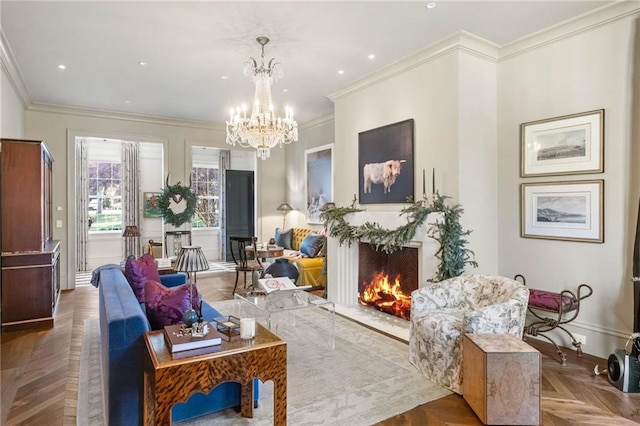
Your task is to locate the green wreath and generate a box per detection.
[157,183,197,227]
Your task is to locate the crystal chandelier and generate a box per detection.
[226,36,298,160]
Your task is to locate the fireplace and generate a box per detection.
[327,211,440,317]
[358,242,419,320]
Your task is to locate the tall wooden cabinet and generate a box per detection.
[1,139,60,332]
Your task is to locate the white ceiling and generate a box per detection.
[1,1,610,125]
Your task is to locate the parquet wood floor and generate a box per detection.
[2,271,640,425]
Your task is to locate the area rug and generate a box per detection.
[77,301,450,425]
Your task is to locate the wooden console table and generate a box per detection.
[143,323,287,425]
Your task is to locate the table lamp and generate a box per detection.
[277,202,293,229]
[173,246,210,327]
[122,225,141,258]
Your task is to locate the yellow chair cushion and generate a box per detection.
[290,257,326,287]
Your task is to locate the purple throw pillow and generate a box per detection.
[144,279,201,330]
[124,253,161,303]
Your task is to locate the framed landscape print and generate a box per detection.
[520,109,604,177]
[143,192,162,218]
[305,144,333,224]
[521,180,603,243]
[358,119,414,204]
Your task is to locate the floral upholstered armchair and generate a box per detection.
[408,275,529,394]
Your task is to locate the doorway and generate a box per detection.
[225,170,255,261]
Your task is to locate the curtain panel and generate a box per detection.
[219,149,231,261]
[122,141,141,258]
[75,138,89,271]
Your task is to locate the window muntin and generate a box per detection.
[88,161,122,232]
[191,166,219,228]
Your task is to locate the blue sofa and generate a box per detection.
[98,267,258,425]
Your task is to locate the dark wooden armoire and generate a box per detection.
[1,139,61,332]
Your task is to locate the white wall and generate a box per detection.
[24,106,284,289]
[328,33,500,278]
[288,117,335,229]
[497,9,640,357]
[1,68,24,138]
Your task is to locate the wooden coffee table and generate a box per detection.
[143,323,287,425]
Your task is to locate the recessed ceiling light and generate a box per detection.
[124,100,131,104]
[426,2,437,9]
[138,61,148,66]
[221,75,229,80]
[283,88,288,92]
[58,64,66,70]
[338,70,345,75]
[368,54,376,60]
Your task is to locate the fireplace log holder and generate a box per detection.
[515,274,593,366]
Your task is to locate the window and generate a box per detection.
[88,161,122,231]
[191,166,219,228]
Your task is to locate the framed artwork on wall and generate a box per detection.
[305,144,334,224]
[520,180,604,243]
[358,119,414,204]
[143,192,162,218]
[520,109,604,177]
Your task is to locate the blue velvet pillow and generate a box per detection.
[275,228,293,250]
[300,233,325,258]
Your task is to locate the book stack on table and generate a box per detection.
[163,322,222,359]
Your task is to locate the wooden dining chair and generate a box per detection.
[229,236,264,293]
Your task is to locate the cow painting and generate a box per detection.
[358,119,414,204]
[363,160,406,194]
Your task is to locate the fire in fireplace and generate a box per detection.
[358,242,418,320]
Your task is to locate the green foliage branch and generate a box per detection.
[158,183,197,228]
[320,193,478,281]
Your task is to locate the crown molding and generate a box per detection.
[299,114,334,132]
[500,1,640,60]
[27,102,227,131]
[0,30,31,108]
[327,30,499,101]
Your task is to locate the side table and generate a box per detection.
[463,333,541,425]
[143,323,287,425]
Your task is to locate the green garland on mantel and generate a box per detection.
[320,193,478,281]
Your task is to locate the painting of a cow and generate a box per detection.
[363,160,406,194]
[358,119,414,204]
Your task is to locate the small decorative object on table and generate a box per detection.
[213,315,241,337]
[240,318,256,339]
[163,322,221,353]
[257,276,311,293]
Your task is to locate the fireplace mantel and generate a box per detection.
[326,211,440,305]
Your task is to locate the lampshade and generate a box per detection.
[277,203,293,212]
[174,246,210,273]
[122,225,141,237]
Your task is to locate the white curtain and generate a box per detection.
[122,141,141,258]
[75,137,89,271]
[219,150,231,261]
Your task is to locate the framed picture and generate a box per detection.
[305,144,333,224]
[358,119,414,204]
[143,192,162,218]
[520,109,604,177]
[521,180,603,243]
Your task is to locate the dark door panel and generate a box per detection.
[225,170,255,261]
